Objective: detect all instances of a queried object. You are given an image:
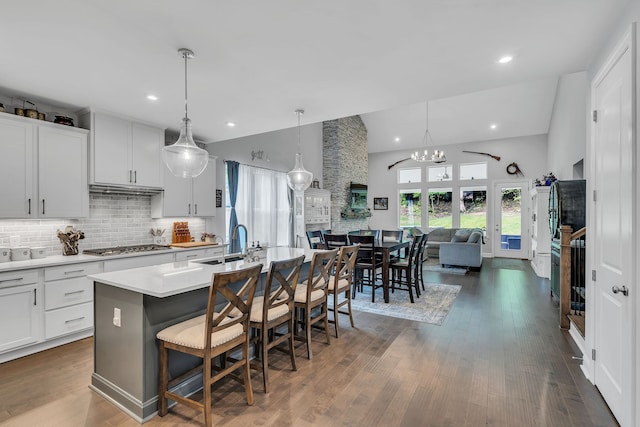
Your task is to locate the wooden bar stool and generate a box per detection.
[328,244,359,338]
[249,255,305,393]
[156,264,262,427]
[294,248,338,358]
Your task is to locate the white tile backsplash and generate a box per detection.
[0,194,206,256]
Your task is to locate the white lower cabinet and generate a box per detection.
[175,246,225,262]
[103,253,175,272]
[0,270,42,353]
[43,262,99,339]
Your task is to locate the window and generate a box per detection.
[460,186,487,230]
[398,189,421,228]
[428,165,452,182]
[226,164,291,247]
[459,162,487,180]
[398,168,421,184]
[427,188,452,228]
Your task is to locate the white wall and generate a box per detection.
[547,71,588,180]
[203,123,323,240]
[368,134,548,254]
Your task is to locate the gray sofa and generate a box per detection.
[426,228,483,269]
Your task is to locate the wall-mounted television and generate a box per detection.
[350,183,368,210]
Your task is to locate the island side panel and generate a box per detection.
[142,288,210,405]
[92,282,145,416]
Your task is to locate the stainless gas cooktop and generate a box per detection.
[83,244,170,256]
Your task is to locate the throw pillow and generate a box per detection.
[451,229,472,242]
[467,231,482,243]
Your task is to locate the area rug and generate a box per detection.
[349,283,461,325]
[424,258,468,275]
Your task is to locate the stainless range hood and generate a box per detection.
[89,184,163,196]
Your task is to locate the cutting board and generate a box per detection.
[170,242,220,248]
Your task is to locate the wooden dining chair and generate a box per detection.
[249,255,304,393]
[306,230,325,249]
[382,229,404,262]
[157,264,263,427]
[359,229,380,243]
[328,244,359,338]
[414,234,429,294]
[324,233,348,249]
[389,236,422,303]
[348,234,383,302]
[294,248,338,358]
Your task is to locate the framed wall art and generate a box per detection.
[373,197,388,210]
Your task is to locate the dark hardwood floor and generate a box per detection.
[0,259,618,426]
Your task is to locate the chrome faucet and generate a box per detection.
[231,224,248,255]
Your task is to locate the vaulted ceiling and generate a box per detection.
[0,1,629,154]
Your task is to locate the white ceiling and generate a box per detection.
[0,1,629,153]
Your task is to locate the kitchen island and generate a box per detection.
[88,247,317,423]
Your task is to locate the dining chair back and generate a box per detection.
[389,236,422,303]
[382,229,404,243]
[348,234,383,302]
[324,233,348,249]
[306,230,325,249]
[157,264,263,426]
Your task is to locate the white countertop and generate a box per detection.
[0,244,225,273]
[89,247,318,298]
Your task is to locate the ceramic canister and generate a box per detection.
[31,247,46,259]
[0,248,10,263]
[11,247,30,261]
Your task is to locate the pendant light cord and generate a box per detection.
[184,51,189,121]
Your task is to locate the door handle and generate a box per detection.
[195,204,198,215]
[134,170,137,183]
[188,204,191,215]
[42,199,45,215]
[28,198,31,215]
[612,285,629,296]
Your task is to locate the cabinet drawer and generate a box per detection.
[45,302,93,339]
[103,253,175,272]
[45,276,93,310]
[0,270,39,289]
[45,262,100,282]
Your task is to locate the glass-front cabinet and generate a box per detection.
[294,188,331,248]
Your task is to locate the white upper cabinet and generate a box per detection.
[79,110,164,188]
[151,157,216,218]
[0,115,34,218]
[38,126,88,218]
[0,114,88,219]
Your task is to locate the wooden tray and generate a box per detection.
[170,242,220,248]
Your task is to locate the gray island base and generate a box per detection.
[89,247,316,423]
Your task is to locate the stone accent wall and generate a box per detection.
[0,194,205,256]
[323,116,369,233]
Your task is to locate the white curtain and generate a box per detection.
[234,164,291,247]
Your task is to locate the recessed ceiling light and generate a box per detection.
[226,121,236,127]
[394,137,400,142]
[498,56,513,64]
[146,94,158,101]
[490,124,497,130]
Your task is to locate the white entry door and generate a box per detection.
[493,181,529,259]
[591,28,634,427]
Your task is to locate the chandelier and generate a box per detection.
[162,48,209,178]
[286,109,313,192]
[411,102,446,163]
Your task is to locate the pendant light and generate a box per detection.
[162,48,209,178]
[411,101,446,163]
[286,109,313,192]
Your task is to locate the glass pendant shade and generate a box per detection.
[286,152,313,192]
[162,117,209,178]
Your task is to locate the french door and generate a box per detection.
[493,181,529,259]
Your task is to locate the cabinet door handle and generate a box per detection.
[195,204,198,215]
[0,277,24,284]
[33,289,37,306]
[134,170,137,183]
[28,198,31,215]
[129,170,133,183]
[64,269,85,275]
[64,290,85,296]
[42,199,45,215]
[188,204,191,215]
[65,316,85,324]
[186,254,197,259]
